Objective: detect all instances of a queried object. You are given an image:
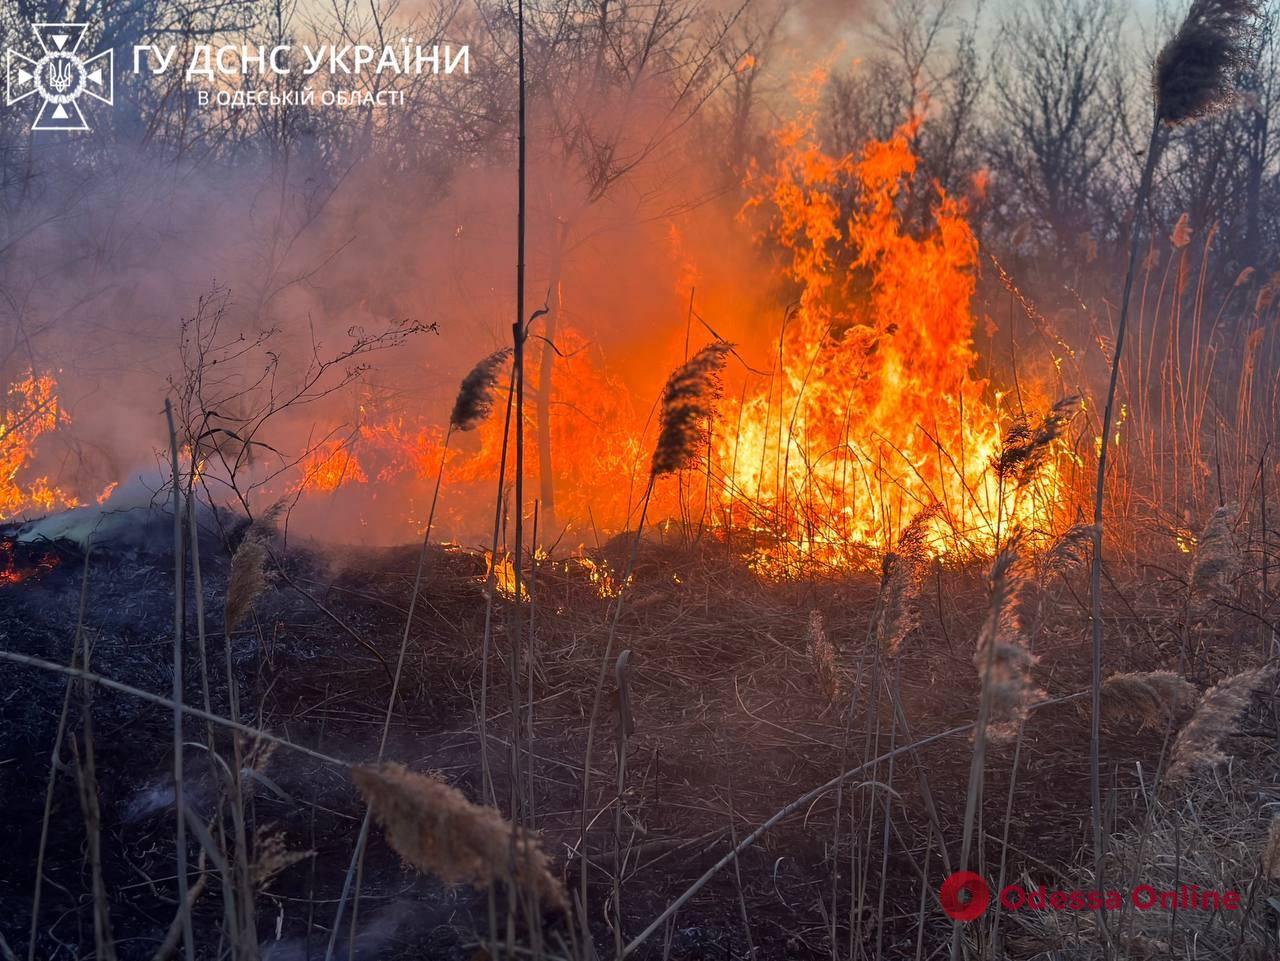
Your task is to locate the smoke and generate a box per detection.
[0,0,876,545]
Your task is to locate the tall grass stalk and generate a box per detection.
[332,426,456,961]
[164,399,196,961]
[1090,123,1164,912]
[27,537,93,961]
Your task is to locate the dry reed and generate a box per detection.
[1098,671,1198,729]
[352,762,567,911]
[974,537,1041,741]
[804,610,839,701]
[993,397,1079,488]
[1166,663,1275,783]
[450,348,512,432]
[1190,503,1240,598]
[1155,0,1263,125]
[650,342,733,477]
[224,535,267,635]
[1263,813,1280,879]
[874,506,935,654]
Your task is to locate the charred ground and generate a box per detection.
[2,525,1274,960]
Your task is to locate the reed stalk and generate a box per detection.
[164,399,196,961]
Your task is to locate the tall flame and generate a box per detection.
[718,113,1064,571]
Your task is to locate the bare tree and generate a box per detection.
[988,0,1125,259]
[822,0,985,219]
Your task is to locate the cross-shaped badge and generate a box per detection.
[6,23,113,132]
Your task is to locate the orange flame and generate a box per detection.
[719,115,1065,571]
[1,371,78,521]
[274,116,1068,567]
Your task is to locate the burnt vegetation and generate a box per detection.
[2,0,1280,960]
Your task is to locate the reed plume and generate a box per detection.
[874,506,936,654]
[804,611,839,701]
[1044,523,1093,579]
[1166,664,1276,783]
[1098,671,1198,729]
[250,826,311,888]
[450,348,512,432]
[650,342,733,477]
[352,762,567,910]
[974,536,1041,742]
[1190,504,1240,598]
[1155,0,1263,125]
[224,534,267,634]
[993,397,1078,488]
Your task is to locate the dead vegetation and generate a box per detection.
[1,2,1279,961]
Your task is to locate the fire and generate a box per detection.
[299,440,368,494]
[0,540,60,585]
[279,117,1068,569]
[1,371,78,521]
[717,115,1066,571]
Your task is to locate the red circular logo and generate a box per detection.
[940,871,991,921]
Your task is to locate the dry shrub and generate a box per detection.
[804,610,838,701]
[1098,671,1198,730]
[1166,663,1276,784]
[352,762,567,911]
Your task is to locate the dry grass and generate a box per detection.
[1005,776,1278,960]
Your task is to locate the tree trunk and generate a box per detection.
[536,220,569,540]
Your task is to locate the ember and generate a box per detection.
[0,539,60,586]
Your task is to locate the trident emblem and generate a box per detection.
[5,23,113,131]
[46,58,74,93]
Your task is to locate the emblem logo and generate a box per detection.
[6,23,113,131]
